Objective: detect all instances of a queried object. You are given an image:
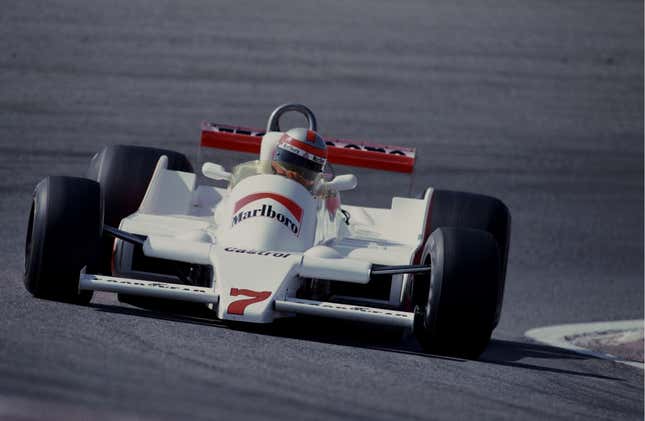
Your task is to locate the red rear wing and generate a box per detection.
[201,122,416,173]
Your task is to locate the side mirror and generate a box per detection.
[202,163,231,181]
[324,174,357,192]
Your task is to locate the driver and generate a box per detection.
[271,128,327,190]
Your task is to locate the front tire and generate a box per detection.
[414,227,500,359]
[24,176,103,303]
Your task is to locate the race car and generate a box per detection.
[23,104,510,358]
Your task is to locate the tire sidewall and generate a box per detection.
[414,227,500,358]
[24,176,102,302]
[419,229,445,338]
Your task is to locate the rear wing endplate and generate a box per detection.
[201,122,416,173]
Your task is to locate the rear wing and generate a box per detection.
[200,122,416,173]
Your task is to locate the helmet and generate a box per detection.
[272,127,327,189]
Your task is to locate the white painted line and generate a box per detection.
[525,320,644,369]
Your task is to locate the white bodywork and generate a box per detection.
[80,133,433,326]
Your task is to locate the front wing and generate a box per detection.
[79,272,415,328]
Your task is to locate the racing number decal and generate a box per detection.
[227,288,272,315]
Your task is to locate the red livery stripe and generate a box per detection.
[201,130,261,154]
[234,192,303,222]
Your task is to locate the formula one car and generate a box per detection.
[24,104,510,358]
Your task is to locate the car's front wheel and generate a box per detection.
[414,227,500,359]
[24,176,103,303]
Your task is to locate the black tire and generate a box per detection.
[425,189,511,327]
[414,227,500,359]
[24,176,103,303]
[86,144,193,227]
[86,144,193,273]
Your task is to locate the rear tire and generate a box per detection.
[424,189,510,327]
[414,227,500,359]
[24,176,103,303]
[86,144,193,273]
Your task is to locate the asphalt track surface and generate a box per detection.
[0,1,643,419]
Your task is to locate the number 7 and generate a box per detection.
[227,288,272,315]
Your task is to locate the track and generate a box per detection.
[0,0,643,419]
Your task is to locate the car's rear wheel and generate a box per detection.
[86,144,193,274]
[24,176,103,303]
[417,189,511,328]
[414,227,500,359]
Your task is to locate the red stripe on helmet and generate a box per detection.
[280,134,327,159]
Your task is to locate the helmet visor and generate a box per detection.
[271,160,321,189]
[273,143,325,172]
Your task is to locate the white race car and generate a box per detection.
[24,104,510,358]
